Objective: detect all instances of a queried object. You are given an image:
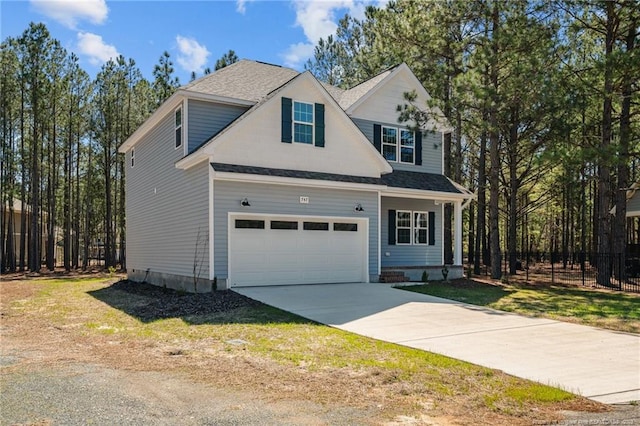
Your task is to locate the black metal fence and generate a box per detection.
[466,251,640,293]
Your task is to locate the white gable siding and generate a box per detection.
[350,73,431,129]
[125,109,209,282]
[210,77,384,178]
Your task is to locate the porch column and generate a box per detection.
[454,200,463,265]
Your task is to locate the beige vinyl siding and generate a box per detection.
[213,180,378,279]
[381,197,442,267]
[351,117,443,174]
[629,191,640,214]
[187,99,248,153]
[125,110,209,279]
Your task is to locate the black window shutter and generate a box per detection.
[314,103,325,147]
[428,211,436,245]
[373,124,382,152]
[388,209,396,245]
[415,131,422,165]
[281,97,292,143]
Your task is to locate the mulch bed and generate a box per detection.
[102,280,265,322]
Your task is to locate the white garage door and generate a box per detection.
[229,215,368,287]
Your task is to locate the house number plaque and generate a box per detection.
[299,196,309,204]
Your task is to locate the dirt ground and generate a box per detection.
[1,272,637,426]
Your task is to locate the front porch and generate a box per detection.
[380,194,467,280]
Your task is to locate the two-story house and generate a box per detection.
[118,60,473,291]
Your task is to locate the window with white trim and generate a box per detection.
[174,107,182,149]
[382,126,397,162]
[400,130,415,164]
[293,101,313,144]
[382,126,415,164]
[130,148,135,168]
[396,210,412,244]
[414,212,428,244]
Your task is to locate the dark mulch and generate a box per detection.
[94,280,265,322]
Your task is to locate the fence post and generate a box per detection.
[619,254,623,291]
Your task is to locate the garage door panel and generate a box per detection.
[230,215,366,287]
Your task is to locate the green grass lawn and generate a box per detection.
[3,275,591,425]
[402,280,640,333]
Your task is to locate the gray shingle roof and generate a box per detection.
[381,169,462,194]
[211,163,462,194]
[211,163,381,185]
[182,60,299,102]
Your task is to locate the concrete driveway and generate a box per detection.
[235,283,640,404]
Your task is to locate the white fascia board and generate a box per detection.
[212,170,382,193]
[381,187,472,202]
[176,152,211,170]
[180,89,255,107]
[627,210,640,218]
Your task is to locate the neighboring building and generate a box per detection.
[628,182,640,219]
[118,60,473,291]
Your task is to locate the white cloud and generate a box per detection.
[175,35,210,73]
[236,0,253,14]
[282,0,384,69]
[30,0,108,29]
[76,32,119,66]
[282,42,316,69]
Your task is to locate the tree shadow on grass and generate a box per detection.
[403,280,515,307]
[88,280,315,325]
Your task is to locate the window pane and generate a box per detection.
[400,130,414,147]
[382,127,397,144]
[175,128,182,148]
[415,229,428,244]
[415,212,428,228]
[175,109,181,127]
[294,101,313,123]
[397,229,411,244]
[334,223,357,231]
[400,146,414,163]
[303,222,329,231]
[383,144,396,161]
[397,211,411,228]
[235,220,265,229]
[294,123,313,144]
[271,221,298,230]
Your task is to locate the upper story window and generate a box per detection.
[281,97,325,148]
[382,126,414,164]
[382,127,397,162]
[293,101,314,144]
[130,148,135,168]
[374,124,421,166]
[175,107,182,149]
[400,130,415,164]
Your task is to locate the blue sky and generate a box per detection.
[1,0,386,83]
